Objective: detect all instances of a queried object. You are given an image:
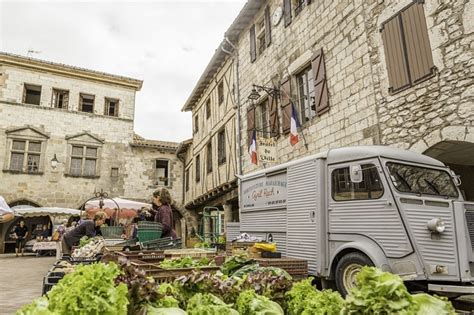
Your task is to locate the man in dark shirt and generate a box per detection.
[61,211,107,255]
[14,220,29,257]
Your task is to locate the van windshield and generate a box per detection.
[386,162,458,198]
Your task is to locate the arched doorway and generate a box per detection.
[8,199,41,208]
[424,141,474,201]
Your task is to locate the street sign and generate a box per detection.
[257,136,277,163]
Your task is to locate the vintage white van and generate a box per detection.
[239,146,474,296]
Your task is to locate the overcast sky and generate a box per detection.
[0,0,246,142]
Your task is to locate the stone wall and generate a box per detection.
[365,0,473,151]
[237,0,379,174]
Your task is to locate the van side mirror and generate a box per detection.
[350,165,363,183]
[449,169,462,186]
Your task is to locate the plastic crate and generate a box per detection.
[261,251,282,258]
[138,221,163,230]
[140,237,182,250]
[116,250,165,260]
[42,278,55,295]
[137,230,162,242]
[101,226,124,239]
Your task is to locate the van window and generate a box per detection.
[332,164,384,201]
[387,162,458,198]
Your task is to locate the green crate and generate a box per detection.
[138,221,163,230]
[101,226,124,238]
[138,230,162,242]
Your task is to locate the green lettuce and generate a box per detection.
[411,293,455,315]
[186,293,238,315]
[236,290,284,315]
[286,278,344,315]
[147,306,187,315]
[16,297,58,315]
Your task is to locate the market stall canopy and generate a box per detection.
[0,196,14,223]
[85,198,151,219]
[14,207,82,217]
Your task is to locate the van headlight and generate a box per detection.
[427,218,445,233]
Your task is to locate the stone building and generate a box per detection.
[193,0,472,201]
[0,52,190,252]
[180,54,239,239]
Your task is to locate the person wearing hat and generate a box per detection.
[61,211,107,255]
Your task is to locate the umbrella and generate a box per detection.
[14,207,82,217]
[84,197,151,219]
[0,196,14,223]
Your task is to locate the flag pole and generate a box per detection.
[280,86,309,150]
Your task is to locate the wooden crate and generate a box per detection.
[255,257,308,277]
[116,250,165,260]
[164,248,216,259]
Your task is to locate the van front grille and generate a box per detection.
[465,210,474,249]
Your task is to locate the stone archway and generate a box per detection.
[171,200,198,235]
[8,199,42,208]
[423,141,474,201]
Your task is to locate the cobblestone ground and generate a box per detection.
[0,254,56,315]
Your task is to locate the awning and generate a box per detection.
[85,198,150,210]
[14,207,82,217]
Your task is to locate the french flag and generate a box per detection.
[290,104,300,146]
[249,129,258,165]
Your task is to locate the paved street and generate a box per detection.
[0,254,55,315]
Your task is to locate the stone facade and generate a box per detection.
[0,53,190,252]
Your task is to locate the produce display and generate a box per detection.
[17,263,128,315]
[72,237,105,258]
[159,256,215,269]
[17,253,457,315]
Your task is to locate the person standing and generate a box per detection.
[61,211,107,255]
[152,188,177,239]
[14,220,29,257]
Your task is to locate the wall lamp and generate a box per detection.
[50,154,62,169]
[248,84,280,101]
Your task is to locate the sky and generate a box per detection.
[0,0,246,142]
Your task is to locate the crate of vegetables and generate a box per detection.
[116,250,165,261]
[164,248,216,259]
[255,257,308,278]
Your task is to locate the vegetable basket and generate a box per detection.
[137,230,162,242]
[101,226,124,239]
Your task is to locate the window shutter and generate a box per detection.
[311,48,330,115]
[381,16,411,92]
[247,105,255,146]
[280,78,292,134]
[283,0,292,27]
[401,2,435,83]
[264,6,271,47]
[249,25,257,63]
[268,94,279,136]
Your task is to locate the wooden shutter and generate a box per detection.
[268,94,279,136]
[311,48,330,115]
[401,2,434,83]
[249,25,257,63]
[381,16,410,92]
[264,6,271,47]
[283,0,292,27]
[247,105,255,146]
[280,78,292,134]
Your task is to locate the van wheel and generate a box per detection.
[335,252,373,297]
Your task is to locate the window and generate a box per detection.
[296,67,316,123]
[381,2,435,93]
[195,155,201,182]
[105,98,119,117]
[52,89,69,109]
[255,99,270,138]
[293,0,306,16]
[9,140,42,173]
[332,164,384,201]
[194,115,199,134]
[205,99,211,119]
[79,93,95,113]
[218,82,224,105]
[218,129,226,165]
[256,16,266,55]
[206,142,213,173]
[111,167,119,177]
[155,159,169,186]
[185,169,190,192]
[69,145,98,176]
[387,162,458,198]
[23,84,41,105]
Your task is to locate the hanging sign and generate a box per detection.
[257,136,277,163]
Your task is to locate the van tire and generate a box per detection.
[335,252,373,297]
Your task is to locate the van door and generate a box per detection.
[286,158,323,276]
[327,159,413,259]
